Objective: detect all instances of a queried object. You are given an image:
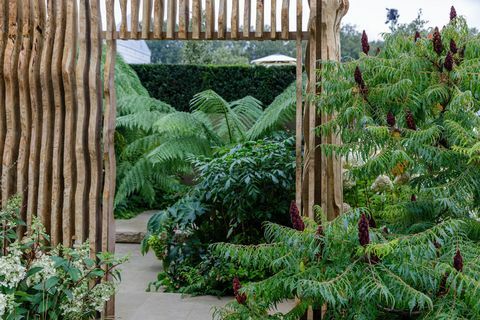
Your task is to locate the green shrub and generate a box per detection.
[0,197,125,319]
[130,64,296,112]
[142,136,295,295]
[212,11,480,320]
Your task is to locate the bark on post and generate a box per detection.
[303,0,348,221]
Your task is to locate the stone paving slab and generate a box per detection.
[116,211,156,243]
[115,243,295,320]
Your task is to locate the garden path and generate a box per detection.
[115,213,295,319]
[115,243,230,320]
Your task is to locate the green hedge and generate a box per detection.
[130,64,296,112]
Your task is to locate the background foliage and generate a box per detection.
[130,64,296,112]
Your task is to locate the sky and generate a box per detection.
[101,0,480,39]
[344,0,480,40]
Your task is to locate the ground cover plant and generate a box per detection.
[0,197,125,319]
[212,8,480,319]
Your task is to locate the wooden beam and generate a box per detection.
[101,31,309,40]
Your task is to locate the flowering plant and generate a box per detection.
[0,197,125,319]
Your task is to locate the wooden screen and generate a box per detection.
[0,0,116,256]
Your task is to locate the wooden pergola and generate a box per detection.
[0,0,348,316]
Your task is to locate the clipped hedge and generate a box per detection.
[130,64,296,112]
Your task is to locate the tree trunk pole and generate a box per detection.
[303,0,349,318]
[303,0,348,221]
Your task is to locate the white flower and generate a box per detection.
[27,255,56,286]
[0,293,7,316]
[0,250,26,289]
[371,175,394,192]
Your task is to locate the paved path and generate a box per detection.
[115,243,230,320]
[114,213,295,320]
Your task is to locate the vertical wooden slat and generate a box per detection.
[281,0,289,39]
[131,0,140,39]
[142,0,152,39]
[303,0,316,218]
[231,0,239,39]
[37,0,55,232]
[17,0,32,233]
[88,0,104,256]
[243,0,251,38]
[27,0,44,226]
[51,0,66,245]
[103,0,117,316]
[205,0,214,39]
[0,0,8,201]
[218,0,227,39]
[62,0,78,247]
[178,0,188,39]
[74,0,91,244]
[295,0,302,208]
[153,0,164,39]
[270,0,276,39]
[2,0,22,204]
[191,0,201,39]
[166,0,176,39]
[255,0,264,38]
[119,0,127,39]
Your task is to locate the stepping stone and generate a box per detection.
[116,211,156,243]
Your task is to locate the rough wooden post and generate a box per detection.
[88,0,103,255]
[37,0,55,233]
[51,0,66,245]
[2,0,22,205]
[17,0,32,228]
[303,0,348,219]
[75,0,91,244]
[295,0,302,208]
[62,0,78,247]
[103,0,117,315]
[27,0,45,227]
[0,0,8,202]
[142,0,153,39]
